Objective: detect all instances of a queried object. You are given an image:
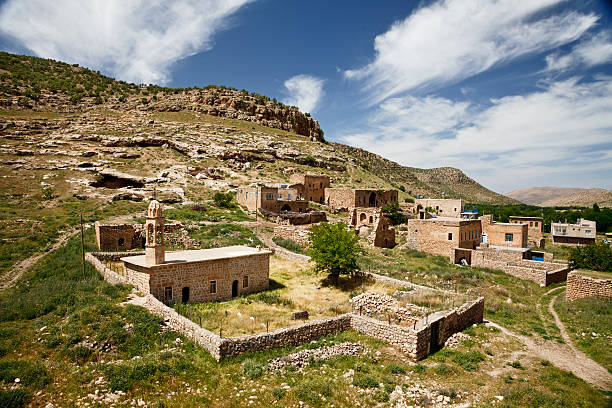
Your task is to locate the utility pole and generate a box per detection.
[80,213,85,279]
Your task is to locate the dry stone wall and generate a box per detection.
[566,272,612,301]
[88,253,484,362]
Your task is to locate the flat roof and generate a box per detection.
[509,216,543,220]
[420,216,478,223]
[121,245,272,268]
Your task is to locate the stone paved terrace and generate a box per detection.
[121,245,272,267]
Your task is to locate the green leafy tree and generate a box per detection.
[381,201,407,225]
[307,222,363,284]
[568,242,612,272]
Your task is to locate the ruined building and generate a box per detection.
[289,174,330,203]
[121,201,271,304]
[325,188,398,211]
[350,207,396,248]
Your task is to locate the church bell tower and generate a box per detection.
[145,200,165,265]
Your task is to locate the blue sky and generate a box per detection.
[1,0,611,193]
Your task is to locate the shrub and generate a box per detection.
[273,388,285,400]
[272,237,303,254]
[295,377,332,407]
[568,242,612,272]
[353,375,379,388]
[243,359,264,379]
[212,192,236,209]
[382,201,407,225]
[509,360,525,370]
[388,364,406,374]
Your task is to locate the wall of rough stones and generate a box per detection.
[470,248,568,286]
[414,199,464,218]
[89,253,484,361]
[566,272,612,301]
[273,225,312,246]
[405,218,481,257]
[480,215,528,248]
[86,252,150,292]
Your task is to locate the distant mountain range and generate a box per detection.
[506,187,612,208]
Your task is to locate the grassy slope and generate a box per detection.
[0,231,607,408]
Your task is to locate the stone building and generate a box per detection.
[509,216,545,248]
[414,198,464,218]
[551,219,596,246]
[236,185,307,213]
[95,222,143,251]
[479,215,528,248]
[289,174,330,203]
[121,201,271,304]
[95,221,183,251]
[325,188,398,210]
[351,207,396,248]
[404,217,481,257]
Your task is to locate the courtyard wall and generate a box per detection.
[566,271,612,301]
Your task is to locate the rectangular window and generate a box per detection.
[530,222,533,226]
[209,280,217,294]
[278,194,282,199]
[245,192,249,199]
[164,286,172,301]
[448,233,453,240]
[586,230,591,235]
[243,275,249,288]
[535,222,538,226]
[265,193,274,200]
[288,194,291,200]
[505,233,514,242]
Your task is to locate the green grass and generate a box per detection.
[555,295,612,373]
[187,224,263,249]
[271,236,304,253]
[359,246,566,338]
[165,204,252,223]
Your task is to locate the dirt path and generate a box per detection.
[486,312,612,391]
[0,228,79,290]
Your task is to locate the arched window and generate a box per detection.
[360,213,367,222]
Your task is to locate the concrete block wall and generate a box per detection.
[566,272,612,301]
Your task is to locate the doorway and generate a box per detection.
[232,280,239,297]
[481,233,488,244]
[429,320,441,353]
[181,286,190,303]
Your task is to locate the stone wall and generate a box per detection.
[94,222,184,251]
[324,188,398,210]
[88,253,484,362]
[273,225,312,246]
[86,252,150,293]
[290,174,330,204]
[566,272,612,301]
[470,248,568,286]
[219,314,351,358]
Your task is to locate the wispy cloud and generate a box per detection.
[341,78,612,192]
[283,74,324,113]
[545,30,612,72]
[0,0,252,84]
[345,0,598,104]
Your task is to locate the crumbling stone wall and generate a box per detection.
[95,222,184,251]
[566,272,612,301]
[273,225,312,246]
[259,208,326,225]
[289,174,330,203]
[325,189,398,210]
[87,252,150,293]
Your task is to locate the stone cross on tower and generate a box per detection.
[145,200,165,266]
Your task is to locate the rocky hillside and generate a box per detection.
[0,52,323,141]
[0,51,512,204]
[507,187,612,208]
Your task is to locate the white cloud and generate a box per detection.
[0,0,252,84]
[546,30,612,71]
[341,78,612,192]
[345,0,598,103]
[283,75,324,113]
